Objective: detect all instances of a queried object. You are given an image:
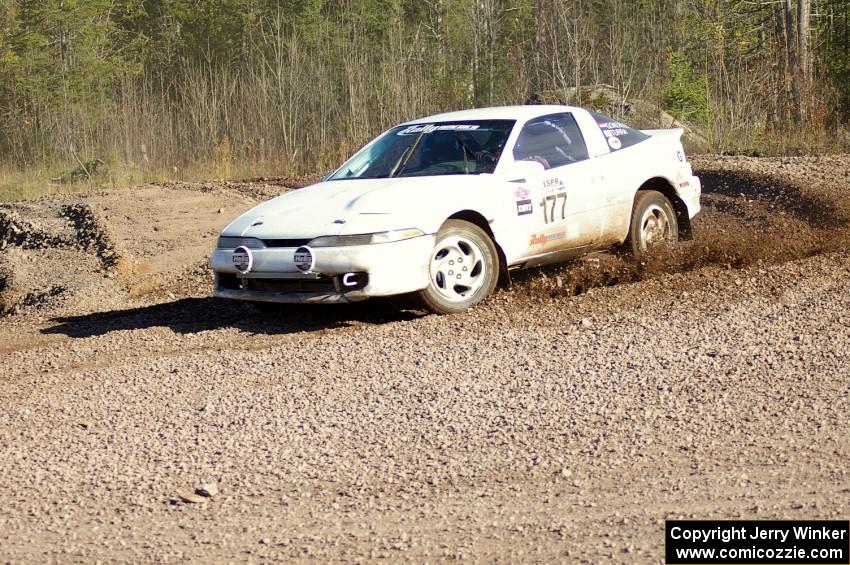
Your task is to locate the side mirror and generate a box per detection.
[500,159,545,182]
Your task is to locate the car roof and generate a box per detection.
[402,105,586,125]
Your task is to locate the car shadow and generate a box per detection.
[41,296,424,339]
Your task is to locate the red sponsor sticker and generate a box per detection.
[529,232,565,246]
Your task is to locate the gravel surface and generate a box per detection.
[0,157,848,563]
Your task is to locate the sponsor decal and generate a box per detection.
[398,124,480,135]
[516,199,533,216]
[677,150,684,162]
[293,246,315,273]
[597,119,631,149]
[529,231,566,246]
[513,186,530,199]
[679,180,690,188]
[232,245,253,274]
[598,120,627,130]
[543,177,564,190]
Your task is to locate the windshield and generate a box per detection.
[329,120,515,180]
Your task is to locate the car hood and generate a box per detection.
[222,177,473,239]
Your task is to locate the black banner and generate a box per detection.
[666,520,849,564]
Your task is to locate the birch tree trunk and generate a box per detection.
[797,0,810,120]
[783,0,800,121]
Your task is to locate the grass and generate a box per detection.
[0,160,166,202]
[0,156,296,203]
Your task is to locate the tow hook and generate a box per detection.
[334,272,369,291]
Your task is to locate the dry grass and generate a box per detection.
[0,154,298,203]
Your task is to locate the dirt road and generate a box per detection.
[0,157,848,563]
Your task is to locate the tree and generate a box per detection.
[3,0,144,159]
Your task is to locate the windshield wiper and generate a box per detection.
[453,133,477,174]
[390,131,426,178]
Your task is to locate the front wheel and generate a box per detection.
[625,190,679,256]
[417,220,499,314]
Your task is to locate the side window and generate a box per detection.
[589,111,649,151]
[512,113,589,169]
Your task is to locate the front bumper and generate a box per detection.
[211,235,435,303]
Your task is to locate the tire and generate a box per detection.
[625,190,679,256]
[417,220,499,314]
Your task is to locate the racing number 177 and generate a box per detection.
[540,192,567,224]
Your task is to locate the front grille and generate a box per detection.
[244,277,337,293]
[262,238,312,248]
[218,236,264,249]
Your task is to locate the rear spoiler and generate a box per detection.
[640,128,684,138]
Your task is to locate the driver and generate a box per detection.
[471,130,503,166]
[513,119,576,169]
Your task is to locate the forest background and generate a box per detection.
[0,0,848,199]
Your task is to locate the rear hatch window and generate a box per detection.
[590,111,649,152]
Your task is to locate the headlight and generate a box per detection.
[309,228,424,247]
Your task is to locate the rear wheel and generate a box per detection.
[417,220,499,314]
[626,190,678,256]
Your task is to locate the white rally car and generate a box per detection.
[212,105,701,313]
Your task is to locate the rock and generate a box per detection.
[177,491,208,504]
[196,483,219,498]
[560,468,573,478]
[580,318,592,328]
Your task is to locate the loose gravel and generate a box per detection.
[0,157,847,563]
